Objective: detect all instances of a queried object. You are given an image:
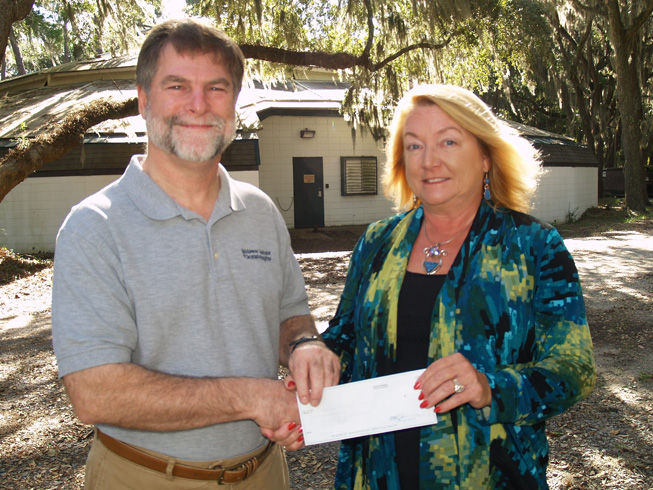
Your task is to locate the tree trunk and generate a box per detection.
[606,0,650,211]
[9,26,26,75]
[63,20,70,63]
[0,0,34,68]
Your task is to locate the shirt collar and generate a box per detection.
[123,155,246,223]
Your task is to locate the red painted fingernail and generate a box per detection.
[414,381,422,390]
[298,435,304,442]
[298,426,303,434]
[287,422,297,430]
[435,406,442,413]
[418,392,425,401]
[287,381,296,388]
[420,400,428,409]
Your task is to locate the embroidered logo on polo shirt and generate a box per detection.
[241,249,272,262]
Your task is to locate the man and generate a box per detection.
[52,18,339,489]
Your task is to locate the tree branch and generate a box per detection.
[569,0,605,16]
[372,37,455,72]
[238,44,366,70]
[240,29,458,73]
[571,17,594,71]
[548,10,576,48]
[626,2,653,43]
[361,0,374,62]
[0,97,138,203]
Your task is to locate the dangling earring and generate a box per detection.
[483,173,491,201]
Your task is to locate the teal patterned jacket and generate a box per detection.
[322,202,596,490]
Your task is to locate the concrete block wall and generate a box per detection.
[532,166,598,225]
[229,170,259,188]
[257,115,396,228]
[0,171,259,253]
[0,175,119,252]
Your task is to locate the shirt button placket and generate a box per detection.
[207,227,219,275]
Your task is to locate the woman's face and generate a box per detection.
[402,103,490,215]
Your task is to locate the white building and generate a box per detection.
[0,57,598,252]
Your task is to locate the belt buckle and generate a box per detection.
[215,468,227,485]
[215,459,256,485]
[216,468,229,485]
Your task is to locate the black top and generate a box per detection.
[394,271,445,489]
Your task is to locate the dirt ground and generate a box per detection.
[1,208,652,489]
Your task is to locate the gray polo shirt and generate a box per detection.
[52,155,309,460]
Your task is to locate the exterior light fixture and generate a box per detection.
[300,129,316,139]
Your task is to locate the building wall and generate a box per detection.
[532,166,598,225]
[0,171,258,253]
[0,117,597,253]
[0,175,117,253]
[256,114,396,228]
[256,115,599,229]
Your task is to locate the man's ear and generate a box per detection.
[136,85,148,118]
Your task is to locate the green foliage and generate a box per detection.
[566,207,580,224]
[190,0,546,138]
[542,0,653,193]
[4,0,161,76]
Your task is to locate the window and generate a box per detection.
[340,156,378,196]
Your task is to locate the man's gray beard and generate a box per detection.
[145,112,236,162]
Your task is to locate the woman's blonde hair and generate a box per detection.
[383,84,542,213]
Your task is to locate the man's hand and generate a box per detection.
[250,379,302,429]
[288,342,340,406]
[260,377,306,451]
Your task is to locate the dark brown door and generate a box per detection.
[293,157,325,229]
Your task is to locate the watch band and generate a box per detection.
[289,335,324,352]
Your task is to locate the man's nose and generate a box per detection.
[187,88,209,114]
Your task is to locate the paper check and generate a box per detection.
[297,369,438,445]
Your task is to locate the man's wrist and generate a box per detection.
[289,335,324,353]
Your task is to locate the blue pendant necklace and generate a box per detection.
[422,221,469,275]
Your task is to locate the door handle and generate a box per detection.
[318,190,322,198]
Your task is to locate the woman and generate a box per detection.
[321,84,596,489]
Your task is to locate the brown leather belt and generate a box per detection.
[96,429,274,484]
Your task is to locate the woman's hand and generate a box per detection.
[415,353,492,414]
[259,376,305,451]
[260,421,305,451]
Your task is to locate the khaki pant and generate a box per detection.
[84,432,289,489]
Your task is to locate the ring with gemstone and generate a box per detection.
[452,378,465,394]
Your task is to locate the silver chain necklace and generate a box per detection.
[422,220,470,275]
